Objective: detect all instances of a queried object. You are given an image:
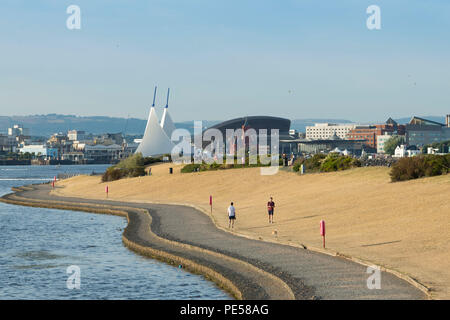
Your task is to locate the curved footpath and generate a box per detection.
[1,184,426,300]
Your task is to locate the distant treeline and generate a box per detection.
[0,114,219,137]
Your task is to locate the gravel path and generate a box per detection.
[2,184,426,300]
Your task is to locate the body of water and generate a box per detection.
[0,165,229,299]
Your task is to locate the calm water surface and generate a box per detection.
[0,165,230,299]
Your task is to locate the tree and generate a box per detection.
[384,136,405,155]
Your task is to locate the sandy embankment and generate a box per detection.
[53,164,450,299]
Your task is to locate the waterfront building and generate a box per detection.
[61,152,85,163]
[19,145,58,159]
[84,144,123,163]
[68,130,86,141]
[8,124,29,137]
[47,133,72,160]
[0,134,9,152]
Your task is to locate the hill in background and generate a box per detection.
[0,114,446,137]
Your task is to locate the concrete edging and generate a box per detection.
[1,187,300,300]
[0,194,243,300]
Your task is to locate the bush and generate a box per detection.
[293,154,326,172]
[102,167,126,182]
[390,154,449,182]
[320,153,361,172]
[180,155,275,173]
[293,153,361,173]
[102,153,146,182]
[181,163,201,173]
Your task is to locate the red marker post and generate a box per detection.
[320,220,326,248]
[106,185,109,198]
[209,195,212,214]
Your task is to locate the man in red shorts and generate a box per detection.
[267,197,275,223]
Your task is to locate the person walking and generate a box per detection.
[228,202,236,229]
[267,197,275,223]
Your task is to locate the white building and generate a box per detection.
[306,123,356,140]
[8,125,30,137]
[19,145,58,159]
[68,130,86,141]
[394,145,420,158]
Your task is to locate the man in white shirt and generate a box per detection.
[227,202,236,229]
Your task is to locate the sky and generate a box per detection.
[0,0,449,122]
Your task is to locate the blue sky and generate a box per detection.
[0,0,449,122]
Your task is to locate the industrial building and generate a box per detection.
[406,115,450,147]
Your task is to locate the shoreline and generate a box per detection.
[1,183,427,300]
[1,185,295,300]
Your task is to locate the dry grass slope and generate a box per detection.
[54,164,450,299]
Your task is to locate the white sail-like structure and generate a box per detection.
[160,88,176,138]
[136,106,174,157]
[161,107,176,138]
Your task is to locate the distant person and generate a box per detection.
[267,197,275,223]
[228,202,236,229]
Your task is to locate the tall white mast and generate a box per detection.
[160,88,176,138]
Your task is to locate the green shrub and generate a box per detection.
[292,154,327,172]
[320,153,361,172]
[102,153,146,182]
[102,167,126,182]
[293,153,360,173]
[180,155,275,173]
[181,163,202,173]
[390,154,449,182]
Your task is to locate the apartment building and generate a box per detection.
[305,123,356,140]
